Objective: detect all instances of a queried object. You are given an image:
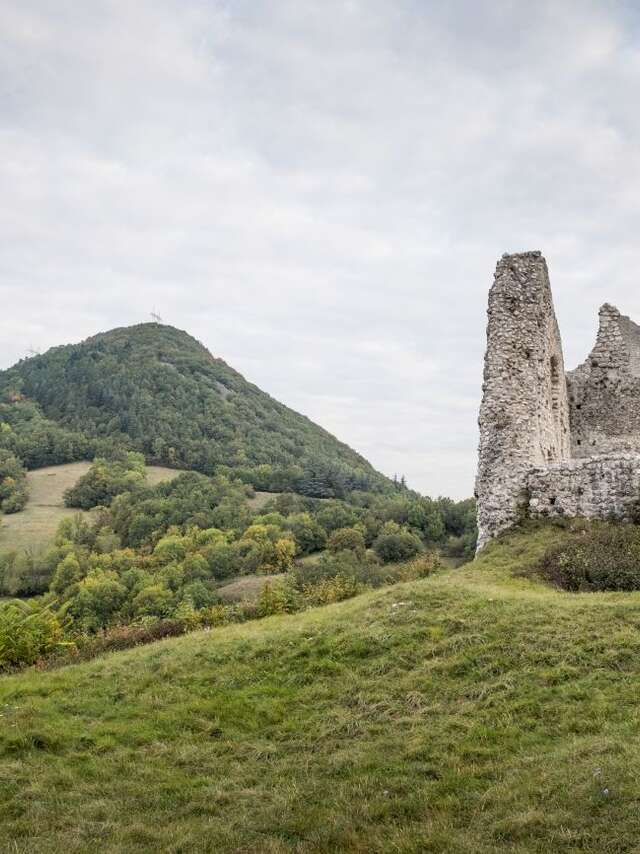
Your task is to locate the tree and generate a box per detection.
[407,498,445,543]
[373,523,423,564]
[0,450,28,514]
[285,512,327,555]
[68,569,127,630]
[327,527,366,557]
[64,452,146,510]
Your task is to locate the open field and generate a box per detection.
[2,521,640,852]
[246,490,281,511]
[216,572,283,603]
[0,463,181,556]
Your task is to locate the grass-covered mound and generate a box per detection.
[3,522,640,852]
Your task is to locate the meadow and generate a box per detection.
[1,521,638,853]
[0,462,180,556]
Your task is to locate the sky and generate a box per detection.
[2,0,640,498]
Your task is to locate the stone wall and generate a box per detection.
[526,454,640,522]
[568,304,640,458]
[475,251,570,550]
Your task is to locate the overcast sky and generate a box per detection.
[2,1,640,498]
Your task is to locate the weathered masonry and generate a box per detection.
[475,251,640,550]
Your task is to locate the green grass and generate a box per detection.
[2,521,640,852]
[0,463,181,555]
[216,572,283,603]
[246,490,282,511]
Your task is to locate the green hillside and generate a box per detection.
[0,324,391,497]
[2,523,638,853]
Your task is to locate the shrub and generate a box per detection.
[302,574,359,606]
[284,512,327,554]
[67,569,128,630]
[131,584,175,618]
[373,523,423,563]
[51,553,84,596]
[1,548,59,596]
[293,550,388,589]
[327,526,366,556]
[0,450,28,514]
[537,522,640,591]
[443,531,477,562]
[256,578,301,617]
[0,600,68,670]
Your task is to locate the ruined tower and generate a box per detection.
[567,304,640,458]
[476,251,640,551]
[476,252,571,550]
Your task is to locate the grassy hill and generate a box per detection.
[2,523,638,852]
[0,462,180,555]
[0,324,392,497]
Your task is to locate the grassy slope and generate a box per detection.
[0,463,180,555]
[2,523,640,852]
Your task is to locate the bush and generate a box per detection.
[284,512,327,554]
[0,450,28,514]
[443,530,477,562]
[327,526,366,556]
[0,600,68,670]
[302,574,359,606]
[373,523,423,563]
[256,578,301,616]
[537,522,640,591]
[0,548,58,596]
[67,569,128,630]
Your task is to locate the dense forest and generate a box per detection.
[0,324,393,498]
[0,455,476,667]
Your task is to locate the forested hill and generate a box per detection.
[0,323,392,497]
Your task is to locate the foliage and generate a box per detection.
[0,446,476,627]
[284,511,327,554]
[536,520,640,591]
[0,398,94,469]
[256,577,302,616]
[300,573,359,606]
[0,450,28,514]
[372,521,423,563]
[327,526,366,556]
[64,452,146,510]
[0,324,394,497]
[0,599,68,670]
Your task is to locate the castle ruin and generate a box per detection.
[475,251,640,550]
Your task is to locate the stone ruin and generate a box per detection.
[475,251,640,551]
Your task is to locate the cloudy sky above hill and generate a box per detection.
[2,0,640,497]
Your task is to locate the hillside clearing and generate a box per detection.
[2,522,640,852]
[0,463,181,555]
[216,572,283,603]
[246,490,280,511]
